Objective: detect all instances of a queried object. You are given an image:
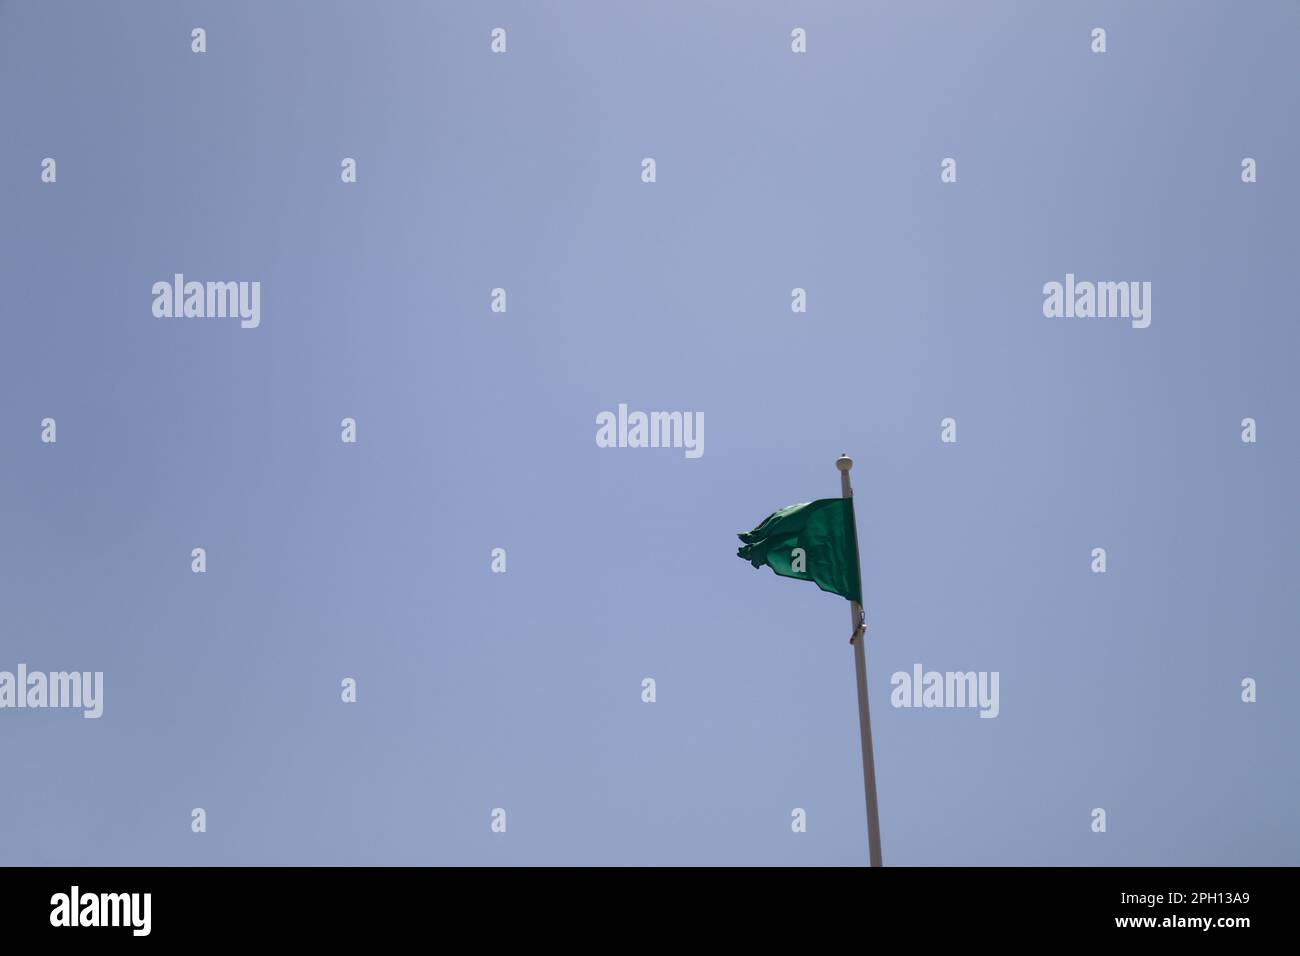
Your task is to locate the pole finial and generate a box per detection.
[836,454,853,472]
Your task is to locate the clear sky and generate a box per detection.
[1,0,1296,865]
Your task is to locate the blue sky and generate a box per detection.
[1,1,1296,865]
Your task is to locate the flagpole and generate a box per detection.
[837,453,883,867]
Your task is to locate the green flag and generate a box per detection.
[736,498,862,604]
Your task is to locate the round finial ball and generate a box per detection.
[836,454,854,472]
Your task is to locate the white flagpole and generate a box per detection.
[837,454,883,867]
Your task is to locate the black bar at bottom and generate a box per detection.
[0,866,1283,941]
